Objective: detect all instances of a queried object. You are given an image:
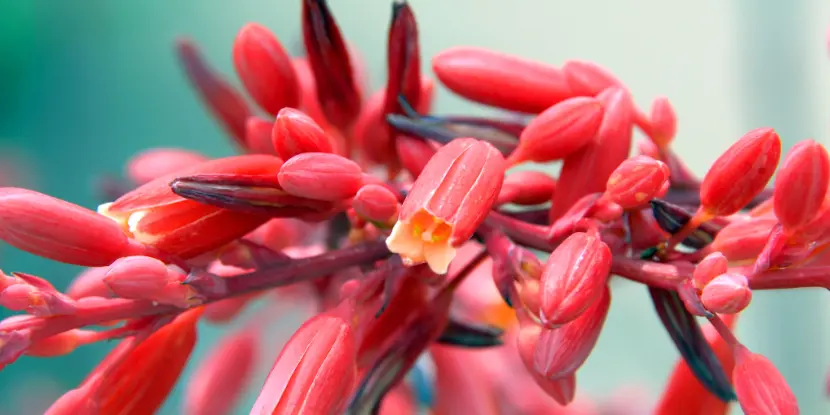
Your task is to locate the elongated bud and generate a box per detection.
[101,155,281,259]
[549,87,634,221]
[0,280,76,317]
[352,184,401,228]
[606,155,670,209]
[44,373,102,415]
[27,329,99,357]
[700,128,781,217]
[773,139,830,230]
[232,23,299,117]
[561,60,624,96]
[540,232,611,327]
[272,107,335,160]
[515,311,578,405]
[244,116,276,155]
[301,0,362,130]
[126,148,209,185]
[733,345,799,415]
[649,96,677,149]
[700,273,751,314]
[534,286,610,379]
[432,47,572,113]
[277,153,363,201]
[0,188,138,266]
[384,0,422,119]
[386,138,506,274]
[66,267,111,299]
[251,314,357,414]
[497,170,557,206]
[693,252,729,289]
[177,38,252,147]
[354,78,435,167]
[184,326,259,415]
[711,217,777,261]
[104,256,199,307]
[292,58,329,128]
[509,97,604,164]
[96,309,202,414]
[396,135,437,178]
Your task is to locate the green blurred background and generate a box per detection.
[0,1,829,413]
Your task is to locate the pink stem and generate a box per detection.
[609,256,692,289]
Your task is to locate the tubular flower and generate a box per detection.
[386,138,506,274]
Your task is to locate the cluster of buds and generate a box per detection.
[0,1,821,414]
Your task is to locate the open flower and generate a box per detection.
[386,138,505,274]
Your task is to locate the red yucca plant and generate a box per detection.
[1,1,822,414]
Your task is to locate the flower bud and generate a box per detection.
[549,87,634,221]
[126,148,208,185]
[561,60,624,96]
[27,329,96,357]
[396,135,437,178]
[515,311,578,406]
[104,256,199,308]
[701,273,752,314]
[177,38,252,146]
[606,155,670,209]
[66,267,111,299]
[773,139,830,230]
[386,138,506,274]
[693,252,729,289]
[508,97,604,164]
[44,374,102,415]
[497,170,557,206]
[0,329,30,365]
[733,345,799,415]
[649,96,677,149]
[711,217,777,262]
[353,78,435,167]
[700,127,781,216]
[244,116,276,155]
[533,286,610,379]
[0,188,138,266]
[95,308,202,414]
[277,153,364,201]
[233,23,299,117]
[0,281,76,317]
[272,108,335,160]
[251,314,357,414]
[292,57,328,128]
[184,326,258,415]
[301,0,362,130]
[540,232,611,327]
[352,184,401,228]
[432,47,572,113]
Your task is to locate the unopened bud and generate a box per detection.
[700,127,781,216]
[649,96,677,149]
[606,155,670,209]
[352,184,401,228]
[540,232,611,328]
[104,256,199,308]
[733,345,799,415]
[693,252,729,289]
[701,273,752,314]
[773,139,830,230]
[278,153,364,201]
[232,23,299,116]
[272,108,335,160]
[498,171,557,206]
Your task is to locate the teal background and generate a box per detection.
[1,1,829,413]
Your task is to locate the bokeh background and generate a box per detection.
[1,0,830,413]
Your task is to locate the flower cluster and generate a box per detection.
[0,1,820,414]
